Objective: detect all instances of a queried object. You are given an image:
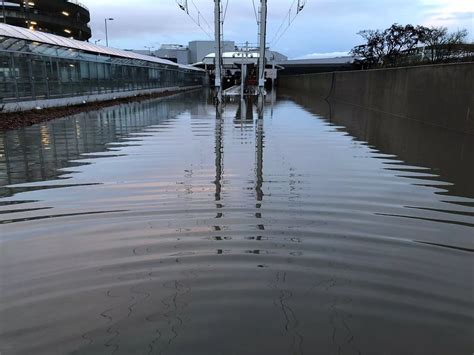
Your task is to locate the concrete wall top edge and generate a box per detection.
[282,61,474,77]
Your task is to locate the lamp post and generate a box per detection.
[104,18,114,46]
[144,46,154,55]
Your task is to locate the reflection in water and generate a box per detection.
[0,90,473,355]
[215,106,223,203]
[279,87,474,199]
[0,97,199,200]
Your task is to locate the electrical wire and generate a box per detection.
[269,0,306,46]
[269,0,297,44]
[251,0,259,25]
[223,0,229,23]
[190,0,215,36]
[175,0,214,39]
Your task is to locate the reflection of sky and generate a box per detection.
[0,96,472,355]
[82,0,473,59]
[1,95,473,250]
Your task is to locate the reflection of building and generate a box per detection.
[0,92,206,198]
[0,0,91,41]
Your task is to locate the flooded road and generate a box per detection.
[0,90,473,355]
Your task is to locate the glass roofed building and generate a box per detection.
[0,24,205,105]
[0,0,92,41]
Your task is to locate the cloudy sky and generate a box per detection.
[84,0,473,59]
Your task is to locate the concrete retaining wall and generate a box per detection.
[1,85,202,113]
[279,63,474,135]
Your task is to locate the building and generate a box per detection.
[276,56,356,75]
[128,40,237,65]
[269,50,288,62]
[155,44,190,64]
[0,23,205,107]
[200,50,286,89]
[188,40,235,64]
[0,0,91,41]
[128,40,289,67]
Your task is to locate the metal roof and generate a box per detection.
[203,51,261,65]
[205,52,261,59]
[0,23,204,72]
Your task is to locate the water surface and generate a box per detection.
[0,90,473,355]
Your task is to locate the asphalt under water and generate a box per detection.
[0,90,473,355]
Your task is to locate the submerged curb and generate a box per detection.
[0,88,199,131]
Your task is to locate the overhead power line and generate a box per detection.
[175,0,214,39]
[222,0,230,23]
[269,0,307,46]
[190,0,215,35]
[251,0,259,25]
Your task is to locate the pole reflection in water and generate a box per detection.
[0,89,473,355]
[214,104,223,206]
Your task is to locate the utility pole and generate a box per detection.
[104,18,114,47]
[258,0,267,95]
[214,0,223,104]
[240,41,249,99]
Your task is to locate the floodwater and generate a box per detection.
[0,89,473,355]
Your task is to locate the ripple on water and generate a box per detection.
[0,91,473,355]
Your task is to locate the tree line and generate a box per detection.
[351,24,473,68]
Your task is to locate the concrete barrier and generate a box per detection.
[278,89,474,197]
[1,85,203,113]
[279,63,474,135]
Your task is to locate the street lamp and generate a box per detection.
[94,39,101,45]
[144,46,154,55]
[104,18,114,46]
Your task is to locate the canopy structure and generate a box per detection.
[203,52,261,66]
[0,23,204,72]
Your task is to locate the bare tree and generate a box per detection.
[352,24,470,68]
[350,29,385,66]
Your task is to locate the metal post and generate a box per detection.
[271,54,275,90]
[258,0,267,94]
[145,46,154,55]
[25,0,30,28]
[105,19,108,46]
[10,53,19,100]
[240,46,244,99]
[241,41,249,99]
[214,0,222,103]
[2,0,6,24]
[240,62,245,99]
[105,18,114,47]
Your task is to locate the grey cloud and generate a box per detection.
[83,0,472,58]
